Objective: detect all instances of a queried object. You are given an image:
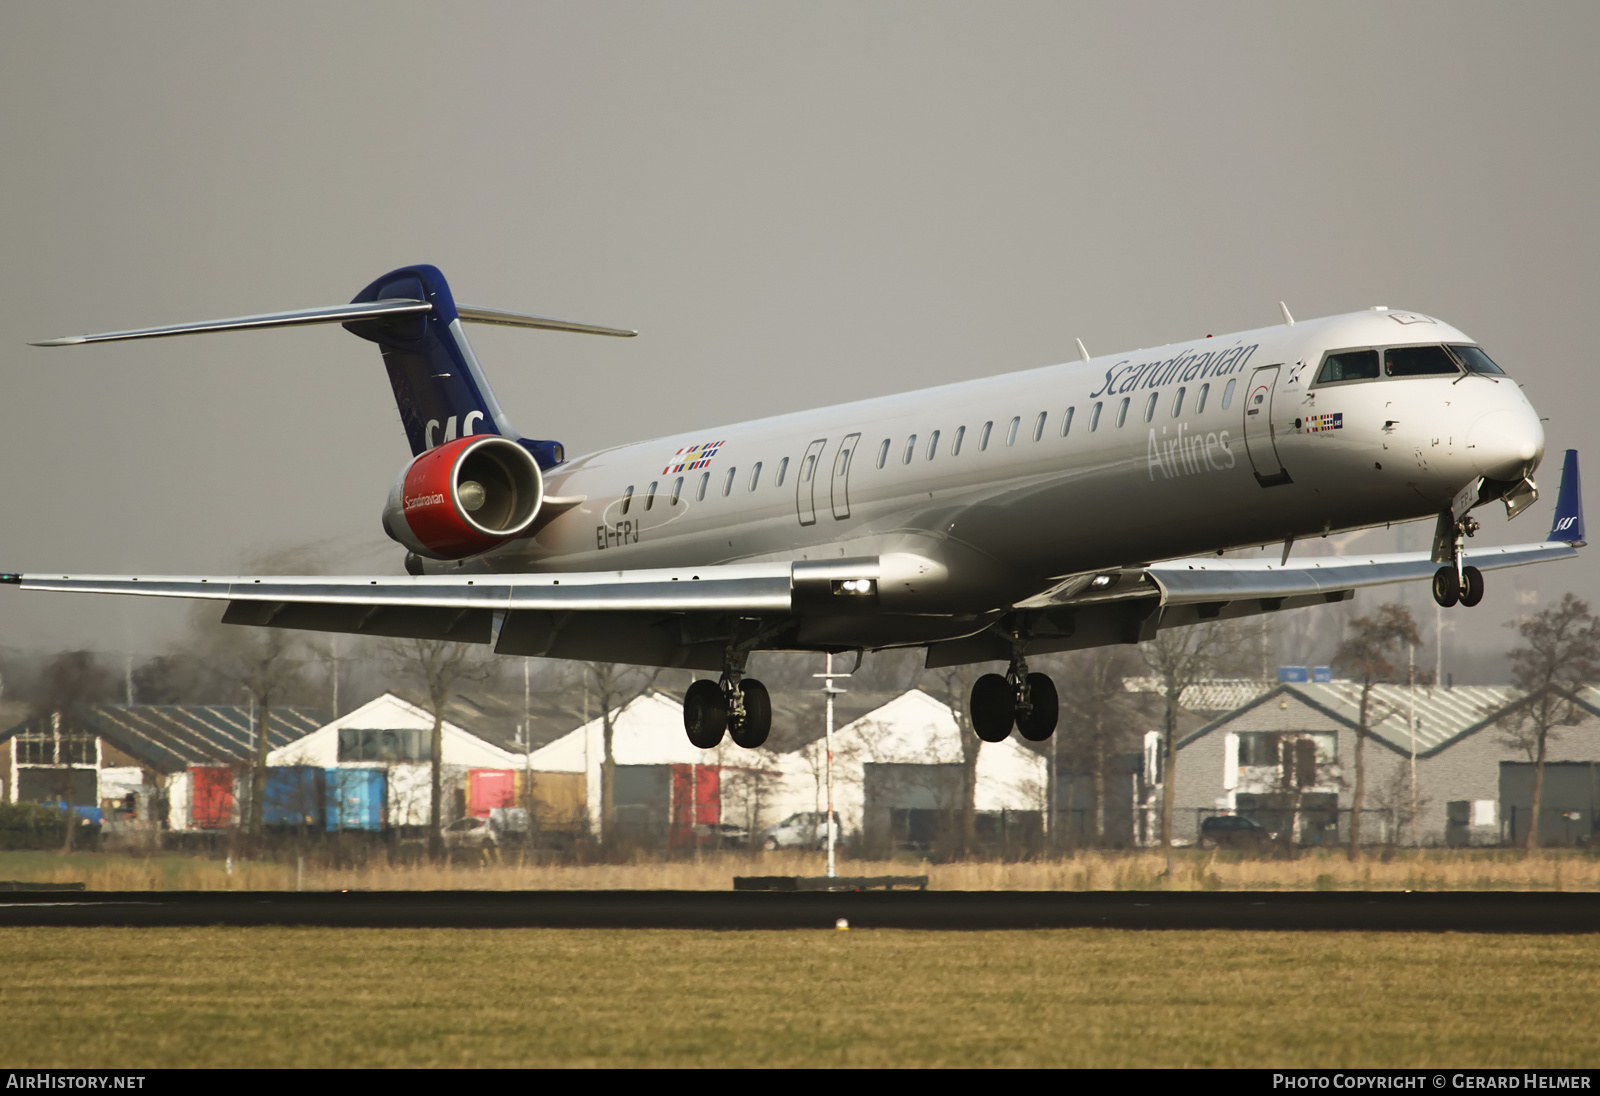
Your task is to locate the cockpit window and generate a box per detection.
[1316,349,1379,384]
[1450,345,1506,375]
[1385,345,1459,377]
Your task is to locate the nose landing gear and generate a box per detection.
[1432,510,1485,608]
[969,651,1060,743]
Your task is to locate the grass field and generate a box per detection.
[2,926,1598,1067]
[5,846,1600,892]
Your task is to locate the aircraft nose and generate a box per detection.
[1467,406,1544,480]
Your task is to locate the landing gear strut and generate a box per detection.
[683,649,772,750]
[970,650,1059,743]
[1432,510,1485,608]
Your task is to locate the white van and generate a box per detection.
[761,811,843,851]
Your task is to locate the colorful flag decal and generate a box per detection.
[1305,412,1343,433]
[664,440,725,474]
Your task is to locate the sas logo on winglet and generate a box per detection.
[663,440,724,474]
[1305,412,1343,433]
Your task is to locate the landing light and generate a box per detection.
[835,579,875,595]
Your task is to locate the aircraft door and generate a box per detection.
[829,433,860,520]
[1243,364,1292,487]
[796,438,828,526]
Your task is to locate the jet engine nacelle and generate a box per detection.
[382,435,544,560]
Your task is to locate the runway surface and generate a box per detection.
[2,889,1598,931]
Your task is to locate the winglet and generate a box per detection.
[1549,449,1585,545]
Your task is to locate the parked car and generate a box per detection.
[1198,814,1278,849]
[691,822,751,848]
[761,811,843,851]
[443,808,530,850]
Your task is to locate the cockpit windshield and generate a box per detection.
[1384,345,1459,377]
[1449,345,1506,374]
[1315,343,1507,387]
[1316,349,1378,383]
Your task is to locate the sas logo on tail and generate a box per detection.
[1305,412,1343,433]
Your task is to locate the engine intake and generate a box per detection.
[382,435,544,560]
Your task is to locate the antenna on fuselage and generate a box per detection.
[1279,301,1295,326]
[1075,338,1090,363]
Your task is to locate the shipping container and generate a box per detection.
[264,766,326,828]
[468,768,516,818]
[190,766,235,829]
[514,770,586,828]
[325,767,386,832]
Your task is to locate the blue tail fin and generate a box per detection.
[1549,449,1585,544]
[344,265,563,467]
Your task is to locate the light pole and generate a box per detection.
[815,653,850,879]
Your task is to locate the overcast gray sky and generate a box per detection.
[2,1,1596,673]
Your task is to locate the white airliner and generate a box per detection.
[9,265,1584,748]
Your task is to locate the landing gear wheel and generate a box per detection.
[729,679,772,748]
[684,679,728,748]
[1460,565,1485,607]
[1432,566,1460,608]
[970,673,1015,742]
[1016,673,1059,742]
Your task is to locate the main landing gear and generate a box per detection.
[1432,511,1485,609]
[683,651,772,750]
[970,652,1059,743]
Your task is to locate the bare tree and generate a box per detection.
[1051,648,1144,849]
[1495,593,1600,856]
[1141,620,1254,874]
[212,626,306,839]
[390,638,495,858]
[577,662,660,848]
[933,664,983,855]
[1332,604,1421,860]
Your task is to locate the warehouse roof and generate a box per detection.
[1,705,326,773]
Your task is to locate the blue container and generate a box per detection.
[1312,666,1333,683]
[264,764,326,825]
[1277,666,1310,683]
[264,766,326,827]
[325,768,386,832]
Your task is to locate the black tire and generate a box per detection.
[1460,565,1485,607]
[684,679,728,748]
[970,673,1015,742]
[729,679,772,748]
[764,836,779,852]
[1016,673,1059,741]
[1432,566,1460,608]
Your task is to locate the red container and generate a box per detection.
[670,764,720,835]
[468,769,517,818]
[191,766,235,829]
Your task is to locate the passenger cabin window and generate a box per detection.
[1143,393,1158,423]
[952,425,966,455]
[1006,416,1020,446]
[696,472,709,501]
[621,485,634,515]
[1221,379,1237,409]
[1385,345,1460,377]
[802,454,816,481]
[645,481,658,510]
[776,456,789,486]
[876,439,890,469]
[1032,411,1047,441]
[723,467,737,496]
[926,430,940,459]
[1451,345,1506,374]
[1196,384,1209,414]
[1061,406,1075,437]
[670,476,684,505]
[902,435,917,464]
[749,462,762,490]
[1171,387,1185,417]
[980,421,993,450]
[1316,349,1380,384]
[1090,402,1103,431]
[1116,397,1130,427]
